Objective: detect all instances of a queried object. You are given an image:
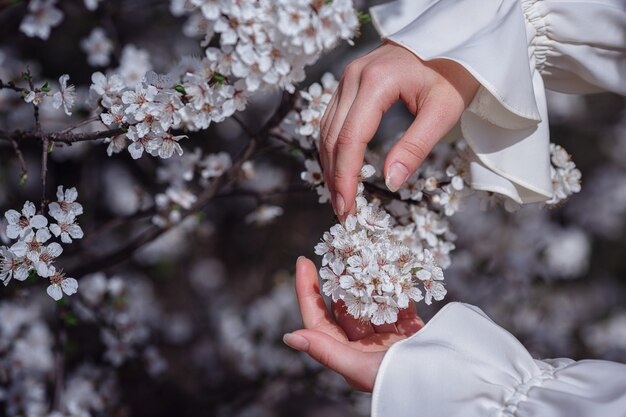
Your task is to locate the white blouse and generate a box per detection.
[367,1,626,415]
[371,303,626,417]
[370,0,626,204]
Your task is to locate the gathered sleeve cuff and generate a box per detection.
[523,0,626,96]
[372,303,626,417]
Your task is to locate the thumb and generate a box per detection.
[283,329,381,391]
[384,95,460,192]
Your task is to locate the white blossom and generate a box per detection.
[81,27,114,67]
[46,271,78,301]
[49,186,83,218]
[52,74,75,116]
[19,0,64,40]
[0,246,29,286]
[245,205,284,226]
[200,152,232,179]
[5,202,48,239]
[300,159,323,185]
[28,242,62,278]
[11,228,52,261]
[49,213,84,244]
[84,0,102,11]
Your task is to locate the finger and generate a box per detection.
[320,87,339,146]
[284,329,381,392]
[320,88,339,197]
[373,323,398,333]
[332,300,375,341]
[318,94,339,208]
[332,82,393,218]
[384,94,460,192]
[396,302,424,337]
[295,257,336,330]
[324,63,362,216]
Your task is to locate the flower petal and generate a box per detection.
[46,242,63,258]
[65,187,78,202]
[10,241,27,257]
[36,228,52,243]
[31,215,48,229]
[61,277,78,296]
[47,284,63,301]
[22,201,36,217]
[4,209,20,225]
[6,224,21,240]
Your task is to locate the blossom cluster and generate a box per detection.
[75,273,166,370]
[152,148,233,226]
[1,186,83,300]
[282,72,338,203]
[86,0,358,161]
[19,0,104,40]
[547,143,583,205]
[314,166,447,325]
[171,0,358,93]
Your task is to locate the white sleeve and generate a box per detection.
[372,302,626,417]
[369,0,626,205]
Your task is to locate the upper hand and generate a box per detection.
[283,257,423,392]
[320,42,479,217]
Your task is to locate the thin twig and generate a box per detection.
[232,114,256,137]
[41,137,49,211]
[214,185,311,202]
[0,127,125,145]
[71,92,296,276]
[9,137,28,180]
[59,116,100,134]
[0,79,26,94]
[25,67,41,133]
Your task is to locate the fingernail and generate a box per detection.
[283,333,309,351]
[335,193,345,216]
[297,256,306,262]
[386,162,410,192]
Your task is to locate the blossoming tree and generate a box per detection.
[0,0,622,416]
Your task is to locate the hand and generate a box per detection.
[283,256,424,392]
[320,42,479,217]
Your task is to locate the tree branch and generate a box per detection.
[0,127,126,145]
[8,137,28,181]
[0,79,26,94]
[71,92,296,276]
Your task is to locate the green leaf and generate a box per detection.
[174,84,187,95]
[64,312,79,326]
[40,82,50,93]
[357,11,372,24]
[211,73,226,85]
[26,268,38,283]
[19,172,28,187]
[22,71,30,81]
[290,148,303,157]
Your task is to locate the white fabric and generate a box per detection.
[371,303,626,417]
[370,0,626,204]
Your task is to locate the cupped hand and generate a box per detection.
[320,42,479,217]
[283,257,423,392]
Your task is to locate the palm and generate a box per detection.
[285,257,423,392]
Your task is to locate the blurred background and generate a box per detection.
[1,1,625,416]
